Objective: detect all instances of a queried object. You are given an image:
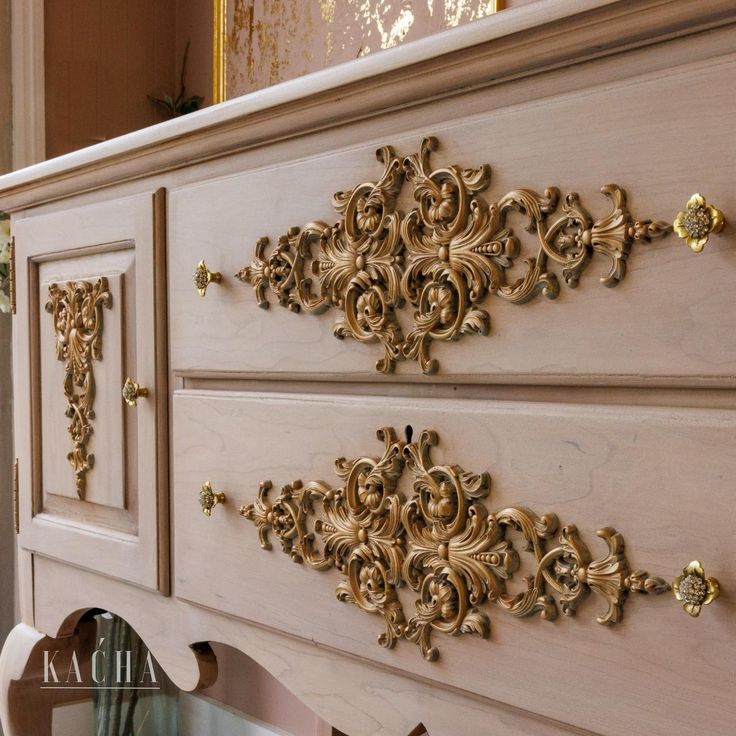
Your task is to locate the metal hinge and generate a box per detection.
[9,235,16,315]
[12,459,19,533]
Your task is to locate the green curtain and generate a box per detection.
[93,614,179,736]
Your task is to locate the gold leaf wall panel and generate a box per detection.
[222,1,505,99]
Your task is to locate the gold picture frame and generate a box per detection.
[212,0,227,104]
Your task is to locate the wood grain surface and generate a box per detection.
[171,389,735,736]
[4,3,736,735]
[168,49,736,385]
[12,193,168,591]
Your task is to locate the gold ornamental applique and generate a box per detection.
[236,137,671,374]
[241,427,669,661]
[46,279,112,500]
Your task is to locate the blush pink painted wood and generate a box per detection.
[12,191,169,591]
[1,2,735,735]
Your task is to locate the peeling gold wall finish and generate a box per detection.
[221,1,503,99]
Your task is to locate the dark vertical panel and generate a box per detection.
[44,0,176,158]
[174,0,213,108]
[70,0,100,152]
[98,0,129,141]
[0,0,13,172]
[155,0,178,122]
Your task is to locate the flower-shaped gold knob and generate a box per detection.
[199,481,226,517]
[121,377,149,407]
[672,560,720,617]
[193,260,222,296]
[673,194,725,252]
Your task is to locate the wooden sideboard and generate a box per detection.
[1,1,735,734]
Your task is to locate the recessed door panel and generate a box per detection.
[13,191,168,591]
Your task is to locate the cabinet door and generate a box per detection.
[13,190,168,592]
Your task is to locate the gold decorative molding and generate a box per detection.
[8,236,16,315]
[236,137,671,374]
[241,427,669,661]
[46,279,112,500]
[212,0,227,104]
[12,458,19,534]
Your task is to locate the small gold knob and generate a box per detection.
[672,560,720,617]
[673,194,725,252]
[121,377,149,407]
[194,260,222,296]
[199,481,226,517]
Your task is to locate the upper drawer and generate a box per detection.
[13,191,168,591]
[169,55,736,385]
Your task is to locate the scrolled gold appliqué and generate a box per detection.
[237,146,406,373]
[242,427,407,648]
[241,427,668,661]
[237,137,671,374]
[46,279,113,500]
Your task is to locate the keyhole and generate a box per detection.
[404,424,413,444]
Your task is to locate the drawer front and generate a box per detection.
[13,191,168,591]
[170,53,736,385]
[173,390,734,736]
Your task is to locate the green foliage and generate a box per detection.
[0,211,10,313]
[148,41,203,119]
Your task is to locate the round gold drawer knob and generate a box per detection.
[194,259,222,296]
[122,377,149,407]
[199,481,226,517]
[672,560,720,617]
[673,194,725,253]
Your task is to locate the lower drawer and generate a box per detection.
[173,390,734,736]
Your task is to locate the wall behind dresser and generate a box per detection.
[0,3,14,735]
[43,0,178,158]
[42,1,540,157]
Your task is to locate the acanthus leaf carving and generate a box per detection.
[46,278,113,500]
[241,427,407,649]
[241,427,668,662]
[237,137,671,374]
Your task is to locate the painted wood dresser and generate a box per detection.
[1,1,735,734]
